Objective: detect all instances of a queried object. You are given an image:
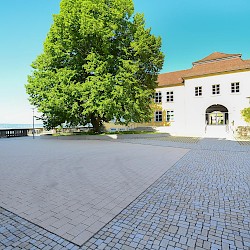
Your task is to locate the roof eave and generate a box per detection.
[183,68,250,80]
[192,55,242,66]
[157,82,184,88]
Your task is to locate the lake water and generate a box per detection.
[0,124,44,129]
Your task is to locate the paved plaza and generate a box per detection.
[0,136,250,249]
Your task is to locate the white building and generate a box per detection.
[154,52,250,137]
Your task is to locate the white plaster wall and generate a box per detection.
[185,71,250,133]
[155,85,186,135]
[156,71,250,136]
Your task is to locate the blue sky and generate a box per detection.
[0,0,250,124]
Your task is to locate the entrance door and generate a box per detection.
[205,104,229,126]
[209,111,225,125]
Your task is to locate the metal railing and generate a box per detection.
[0,129,28,138]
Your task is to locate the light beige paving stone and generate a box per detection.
[67,224,89,237]
[73,230,93,245]
[53,223,76,235]
[86,221,106,233]
[0,137,188,245]
[61,232,75,241]
[98,213,117,224]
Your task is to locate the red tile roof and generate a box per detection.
[157,69,188,86]
[193,52,242,65]
[158,52,250,87]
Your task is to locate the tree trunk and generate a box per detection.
[90,115,102,133]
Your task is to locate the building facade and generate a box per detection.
[153,52,250,137]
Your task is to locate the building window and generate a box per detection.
[212,84,220,95]
[166,110,174,122]
[154,92,162,103]
[231,82,240,93]
[166,91,174,102]
[195,86,202,96]
[154,111,162,122]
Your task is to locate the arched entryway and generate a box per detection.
[205,104,228,125]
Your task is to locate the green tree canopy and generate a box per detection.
[241,107,250,123]
[26,0,164,132]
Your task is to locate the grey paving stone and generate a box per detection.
[0,208,76,249]
[0,137,250,249]
[83,138,250,249]
[0,138,187,245]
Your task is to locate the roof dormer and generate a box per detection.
[192,52,242,66]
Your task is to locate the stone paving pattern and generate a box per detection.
[0,207,79,250]
[120,137,250,152]
[1,137,250,249]
[0,138,188,246]
[83,148,250,250]
[147,136,200,143]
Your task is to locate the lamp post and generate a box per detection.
[32,108,35,139]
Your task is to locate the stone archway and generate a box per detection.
[205,104,228,125]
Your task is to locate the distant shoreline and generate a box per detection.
[0,124,44,129]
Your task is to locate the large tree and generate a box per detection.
[26,0,164,132]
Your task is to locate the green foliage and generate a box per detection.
[26,0,164,132]
[241,107,250,123]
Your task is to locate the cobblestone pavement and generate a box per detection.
[0,207,79,250]
[1,137,250,249]
[83,141,250,250]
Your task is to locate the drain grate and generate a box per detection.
[146,136,200,143]
[237,140,250,146]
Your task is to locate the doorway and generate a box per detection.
[205,104,228,125]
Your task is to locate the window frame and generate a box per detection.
[154,111,162,122]
[166,110,174,122]
[212,84,220,95]
[231,82,240,93]
[154,92,162,103]
[195,86,202,96]
[166,91,174,102]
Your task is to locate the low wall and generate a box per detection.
[40,133,170,140]
[0,129,28,138]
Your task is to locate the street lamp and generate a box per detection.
[32,108,35,139]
